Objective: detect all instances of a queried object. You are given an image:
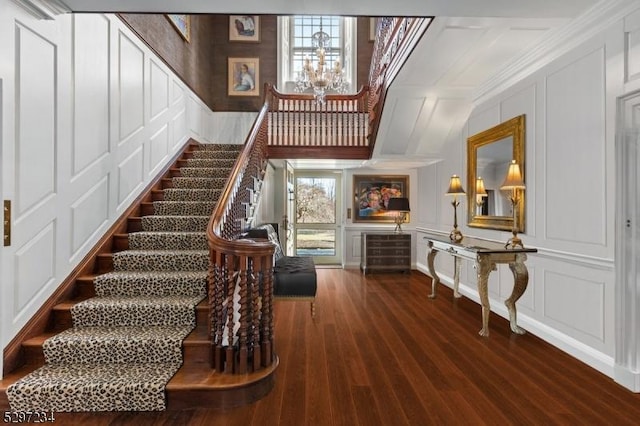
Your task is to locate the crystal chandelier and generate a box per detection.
[294,18,349,104]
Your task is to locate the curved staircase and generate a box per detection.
[1,142,275,412]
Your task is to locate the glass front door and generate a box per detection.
[294,171,342,265]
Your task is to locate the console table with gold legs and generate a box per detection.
[422,232,537,337]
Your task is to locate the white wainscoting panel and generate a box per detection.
[150,59,169,121]
[624,7,640,84]
[543,269,605,341]
[15,222,55,314]
[72,14,110,176]
[172,108,187,148]
[118,31,144,144]
[418,164,439,225]
[545,48,606,245]
[172,80,184,105]
[117,146,144,206]
[188,96,202,138]
[15,23,56,218]
[70,177,109,254]
[149,124,169,175]
[351,234,361,258]
[380,97,423,155]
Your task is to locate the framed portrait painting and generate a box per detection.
[229,15,260,42]
[353,175,409,223]
[166,14,190,42]
[228,58,260,97]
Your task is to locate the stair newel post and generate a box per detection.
[224,254,237,374]
[237,254,249,374]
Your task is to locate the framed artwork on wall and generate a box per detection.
[353,175,409,223]
[166,14,190,42]
[369,17,377,42]
[229,15,260,42]
[228,58,260,97]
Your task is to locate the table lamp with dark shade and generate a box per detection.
[387,197,410,233]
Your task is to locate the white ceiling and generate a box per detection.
[58,0,601,170]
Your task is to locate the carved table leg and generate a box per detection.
[505,253,529,335]
[453,256,462,298]
[427,243,440,299]
[475,255,495,337]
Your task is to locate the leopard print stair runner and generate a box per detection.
[7,143,242,412]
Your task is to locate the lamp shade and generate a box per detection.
[476,177,488,196]
[387,197,410,212]
[500,160,525,189]
[446,175,466,195]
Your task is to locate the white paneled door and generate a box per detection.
[615,91,640,391]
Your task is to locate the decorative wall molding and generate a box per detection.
[474,0,640,105]
[12,0,70,20]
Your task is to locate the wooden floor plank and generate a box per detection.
[10,268,640,425]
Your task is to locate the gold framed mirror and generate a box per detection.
[467,114,525,232]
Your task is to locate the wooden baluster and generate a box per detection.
[225,255,236,374]
[251,256,262,371]
[211,250,225,371]
[261,254,274,366]
[238,255,249,374]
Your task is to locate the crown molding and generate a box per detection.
[12,0,71,19]
[473,0,640,106]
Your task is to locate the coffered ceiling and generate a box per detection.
[55,0,601,169]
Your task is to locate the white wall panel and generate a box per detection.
[172,80,184,105]
[15,24,56,217]
[73,14,110,175]
[188,96,202,137]
[150,59,169,121]
[543,270,605,341]
[70,177,108,253]
[118,31,144,144]
[545,48,606,245]
[117,146,143,205]
[15,222,55,314]
[625,8,640,83]
[418,164,439,225]
[172,108,187,148]
[149,124,169,173]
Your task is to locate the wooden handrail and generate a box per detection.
[206,100,276,375]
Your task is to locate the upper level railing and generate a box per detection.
[265,83,371,159]
[206,101,275,375]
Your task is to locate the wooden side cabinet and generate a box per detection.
[360,232,411,274]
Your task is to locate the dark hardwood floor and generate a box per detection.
[28,269,640,425]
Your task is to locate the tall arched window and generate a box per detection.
[278,15,356,94]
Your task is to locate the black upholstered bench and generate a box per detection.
[245,224,317,317]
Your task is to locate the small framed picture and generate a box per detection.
[369,17,377,42]
[229,15,260,42]
[228,58,260,97]
[166,14,190,42]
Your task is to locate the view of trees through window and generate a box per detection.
[296,177,336,223]
[295,177,336,256]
